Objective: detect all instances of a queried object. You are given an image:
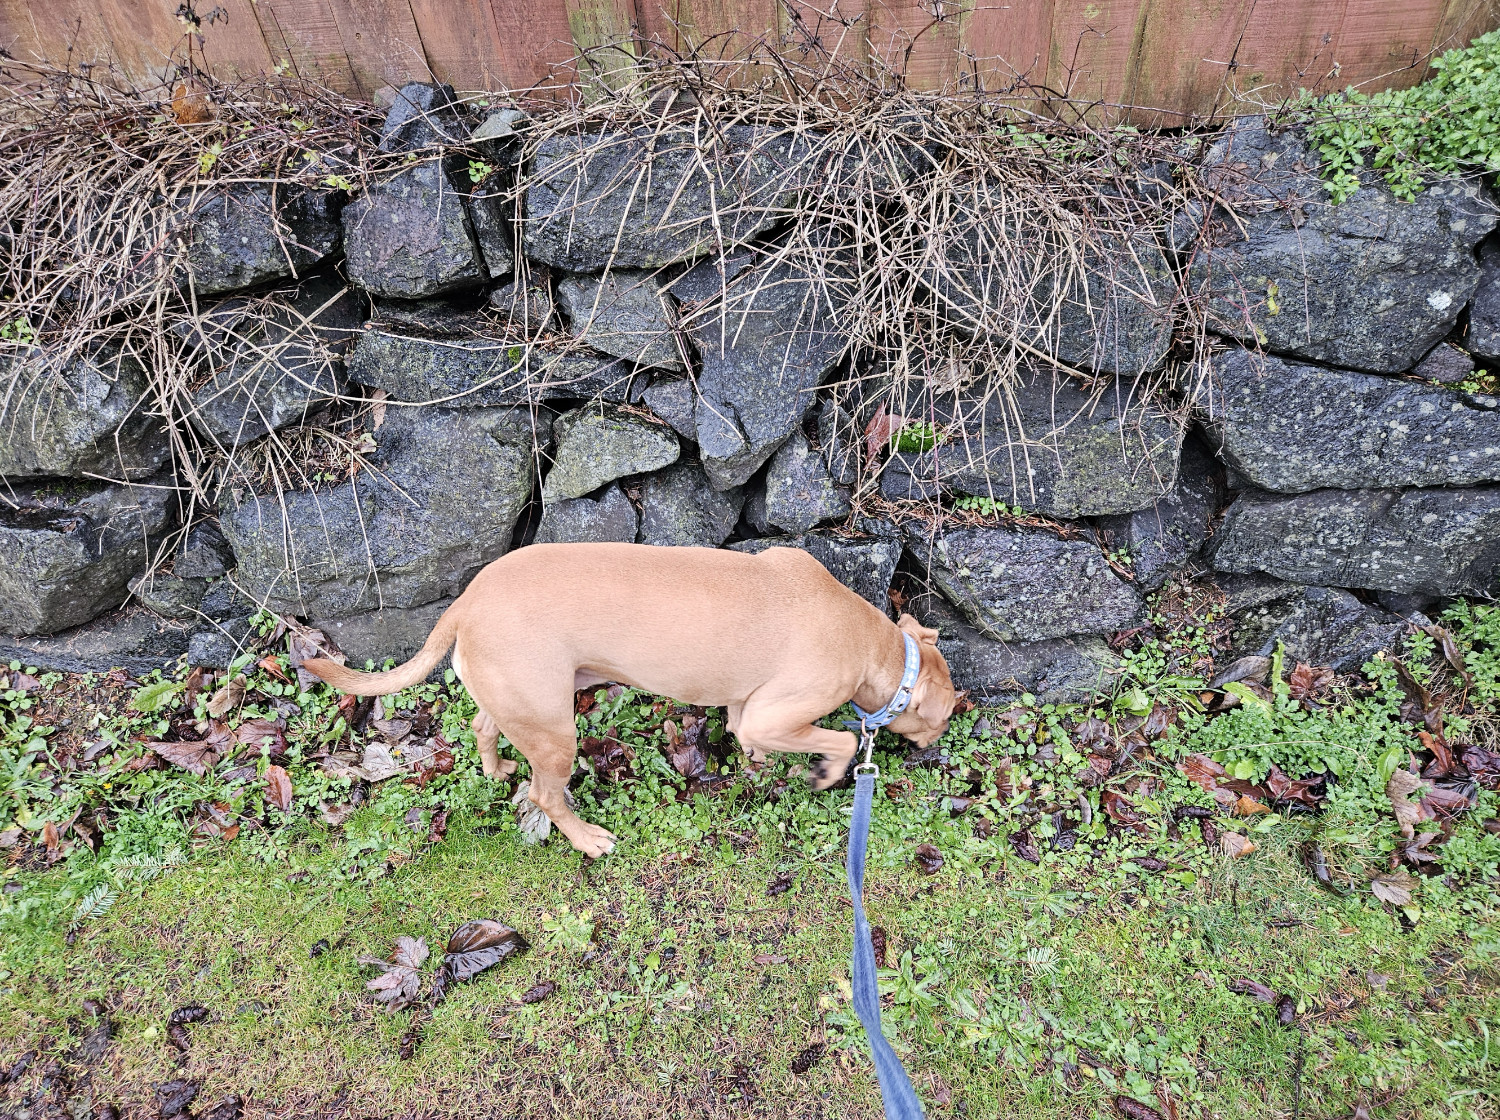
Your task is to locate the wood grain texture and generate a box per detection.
[1124,0,1255,123]
[1047,0,1150,115]
[868,0,963,90]
[1222,0,1346,102]
[0,0,1494,113]
[960,0,1055,99]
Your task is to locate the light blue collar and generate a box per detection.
[844,632,921,731]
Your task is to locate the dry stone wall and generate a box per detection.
[3,86,1500,700]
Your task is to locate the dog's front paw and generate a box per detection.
[564,821,618,858]
[808,754,855,791]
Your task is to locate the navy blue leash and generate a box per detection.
[847,728,925,1119]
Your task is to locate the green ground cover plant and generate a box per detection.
[1302,30,1500,203]
[1,582,1497,1117]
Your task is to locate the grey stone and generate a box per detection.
[817,397,861,486]
[1210,485,1500,596]
[554,270,684,371]
[187,277,365,448]
[1193,116,1498,373]
[186,580,258,668]
[750,430,850,534]
[905,524,1145,642]
[1375,589,1443,618]
[1472,238,1500,363]
[0,606,192,677]
[731,529,900,609]
[638,461,744,547]
[1414,342,1473,384]
[179,182,342,297]
[1229,585,1404,673]
[487,278,555,333]
[1202,346,1500,492]
[1215,571,1305,614]
[523,126,795,271]
[221,405,536,617]
[464,177,516,280]
[312,598,454,670]
[641,379,697,440]
[543,406,678,501]
[347,305,637,405]
[0,346,168,479]
[343,161,485,300]
[914,592,1117,705]
[132,573,207,620]
[534,483,639,544]
[0,476,175,635]
[687,243,854,489]
[378,83,467,152]
[1093,434,1221,592]
[879,368,1183,517]
[934,219,1176,377]
[176,521,233,580]
[472,108,530,148]
[668,251,757,304]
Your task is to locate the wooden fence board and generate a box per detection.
[1047,0,1149,114]
[1124,0,1255,123]
[960,0,1055,100]
[0,0,1494,112]
[867,0,964,90]
[1221,0,1346,103]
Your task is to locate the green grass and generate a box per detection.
[2,595,1499,1117]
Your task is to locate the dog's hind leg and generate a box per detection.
[472,709,516,778]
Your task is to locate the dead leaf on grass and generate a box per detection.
[863,404,906,463]
[913,842,943,875]
[1208,656,1271,688]
[1227,978,1277,1003]
[1220,832,1256,859]
[1386,768,1430,839]
[1010,831,1042,864]
[155,1078,199,1118]
[1423,623,1472,687]
[1287,663,1335,700]
[1114,1097,1166,1120]
[431,919,529,1004]
[263,765,293,813]
[520,980,558,1004]
[147,741,219,776]
[1234,795,1271,817]
[1396,831,1442,867]
[1370,870,1417,907]
[1179,753,1226,791]
[1417,729,1455,777]
[359,936,428,1012]
[753,953,787,965]
[1459,744,1500,789]
[206,676,245,719]
[766,871,795,897]
[1100,789,1145,830]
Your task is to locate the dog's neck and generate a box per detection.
[852,625,911,717]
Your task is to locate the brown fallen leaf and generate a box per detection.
[1142,703,1175,739]
[171,80,212,124]
[1370,869,1417,907]
[753,953,787,966]
[863,404,907,464]
[1100,789,1145,830]
[358,936,428,1012]
[1220,832,1256,859]
[1396,831,1442,867]
[431,919,529,1004]
[1393,660,1444,737]
[1228,978,1277,1002]
[1385,768,1430,839]
[1179,753,1227,791]
[1417,729,1455,777]
[1459,743,1500,789]
[1208,655,1271,688]
[206,676,246,720]
[1276,994,1297,1026]
[1234,795,1271,817]
[519,980,557,1004]
[913,843,944,875]
[1423,623,1472,687]
[264,765,293,813]
[147,741,219,777]
[1287,662,1335,701]
[1114,1097,1166,1120]
[288,627,345,691]
[766,871,795,897]
[1421,780,1477,819]
[1010,831,1042,864]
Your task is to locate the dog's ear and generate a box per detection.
[897,612,940,646]
[909,644,955,724]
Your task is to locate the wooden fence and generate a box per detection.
[1,0,1497,120]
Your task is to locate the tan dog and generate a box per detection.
[303,543,956,857]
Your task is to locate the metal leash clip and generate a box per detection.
[853,721,879,778]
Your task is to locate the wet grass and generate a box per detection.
[2,789,1495,1119]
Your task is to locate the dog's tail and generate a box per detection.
[300,602,461,696]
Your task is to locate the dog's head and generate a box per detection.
[886,613,956,748]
